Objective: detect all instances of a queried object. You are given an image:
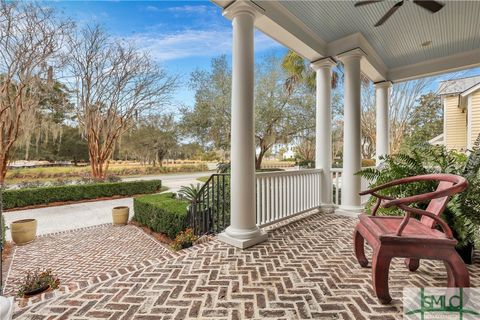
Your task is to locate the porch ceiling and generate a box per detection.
[213,0,480,82]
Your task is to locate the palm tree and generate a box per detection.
[281,50,339,93]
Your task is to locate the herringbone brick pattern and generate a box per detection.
[13,211,480,319]
[3,224,170,298]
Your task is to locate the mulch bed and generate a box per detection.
[129,220,173,245]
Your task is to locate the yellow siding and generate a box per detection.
[444,95,467,150]
[471,90,480,144]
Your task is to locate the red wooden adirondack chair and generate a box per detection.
[353,173,469,304]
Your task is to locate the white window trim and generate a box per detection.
[467,94,473,150]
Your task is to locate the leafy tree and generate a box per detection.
[56,126,89,165]
[122,114,178,166]
[181,55,231,153]
[255,55,318,169]
[18,81,74,160]
[400,93,443,152]
[176,143,205,160]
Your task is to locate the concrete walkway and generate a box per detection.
[3,171,212,240]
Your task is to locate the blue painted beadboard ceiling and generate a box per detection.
[279,0,480,68]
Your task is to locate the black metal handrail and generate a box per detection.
[188,173,230,236]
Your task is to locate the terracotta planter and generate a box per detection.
[10,219,37,245]
[112,206,129,225]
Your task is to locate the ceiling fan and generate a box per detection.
[354,0,444,27]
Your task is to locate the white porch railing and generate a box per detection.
[331,167,373,206]
[256,169,322,227]
[331,168,342,206]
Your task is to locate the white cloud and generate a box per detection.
[144,4,211,15]
[166,5,210,14]
[128,28,282,62]
[145,5,161,12]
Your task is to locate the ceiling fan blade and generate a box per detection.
[413,0,444,13]
[354,0,383,7]
[374,1,404,27]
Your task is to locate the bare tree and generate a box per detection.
[388,78,430,154]
[294,138,315,163]
[0,1,70,184]
[67,25,176,180]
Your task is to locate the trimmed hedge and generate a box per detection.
[3,180,162,210]
[133,193,189,239]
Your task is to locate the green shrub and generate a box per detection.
[3,180,162,210]
[1,213,6,251]
[133,193,189,239]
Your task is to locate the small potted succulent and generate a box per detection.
[17,269,59,298]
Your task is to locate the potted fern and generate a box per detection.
[357,143,478,264]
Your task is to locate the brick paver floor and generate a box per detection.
[11,212,480,319]
[3,224,170,297]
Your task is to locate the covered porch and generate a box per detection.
[213,0,480,249]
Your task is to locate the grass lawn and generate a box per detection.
[6,162,209,185]
[197,176,210,183]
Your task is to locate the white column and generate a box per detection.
[374,81,392,165]
[337,49,365,214]
[311,58,336,211]
[218,1,267,249]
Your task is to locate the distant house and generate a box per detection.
[437,75,480,150]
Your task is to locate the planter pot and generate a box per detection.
[10,219,37,245]
[24,284,50,298]
[456,243,474,265]
[112,206,129,225]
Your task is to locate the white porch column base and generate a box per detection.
[319,203,336,214]
[335,205,363,218]
[218,227,268,249]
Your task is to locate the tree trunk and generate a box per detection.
[0,156,8,185]
[255,149,267,170]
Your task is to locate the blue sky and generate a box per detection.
[49,1,479,114]
[49,1,285,112]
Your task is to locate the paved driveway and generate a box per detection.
[3,171,212,240]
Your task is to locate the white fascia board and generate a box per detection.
[461,83,480,98]
[255,0,327,59]
[327,33,388,83]
[253,14,325,61]
[388,48,480,83]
